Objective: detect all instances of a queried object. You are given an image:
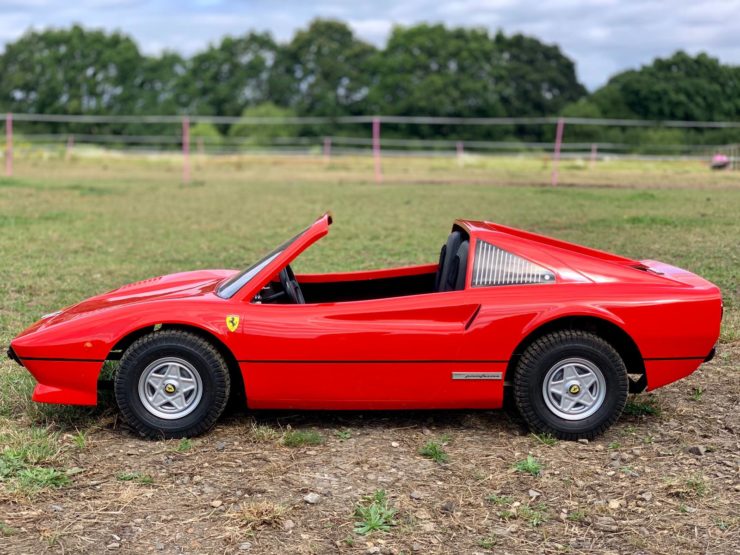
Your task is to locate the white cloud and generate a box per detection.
[347,19,393,43]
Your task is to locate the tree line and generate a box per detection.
[1,20,738,146]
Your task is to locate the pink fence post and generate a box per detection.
[456,140,464,166]
[372,116,382,183]
[65,134,75,161]
[5,112,12,177]
[550,117,565,187]
[590,142,598,168]
[182,116,190,184]
[323,136,331,162]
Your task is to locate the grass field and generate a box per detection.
[0,155,738,553]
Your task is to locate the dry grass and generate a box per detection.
[246,421,282,444]
[0,154,738,553]
[233,500,291,532]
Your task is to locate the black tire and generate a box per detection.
[114,330,230,439]
[514,330,628,440]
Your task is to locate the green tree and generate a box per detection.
[182,32,277,116]
[0,25,143,117]
[190,122,223,150]
[590,52,740,121]
[133,52,188,115]
[367,25,506,118]
[228,102,297,145]
[269,19,376,117]
[561,52,740,146]
[366,24,585,140]
[493,32,585,116]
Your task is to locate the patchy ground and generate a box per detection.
[1,343,737,554]
[1,157,738,553]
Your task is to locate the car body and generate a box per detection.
[8,213,722,439]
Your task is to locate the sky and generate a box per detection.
[0,0,739,90]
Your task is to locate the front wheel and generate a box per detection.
[114,330,230,439]
[514,330,628,440]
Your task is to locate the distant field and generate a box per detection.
[0,155,738,553]
[7,148,740,189]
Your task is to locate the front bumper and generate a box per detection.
[7,347,22,366]
[6,349,101,405]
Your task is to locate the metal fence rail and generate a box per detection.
[3,112,739,184]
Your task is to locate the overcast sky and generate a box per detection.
[1,0,738,90]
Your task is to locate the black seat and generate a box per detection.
[435,231,468,292]
[452,240,469,290]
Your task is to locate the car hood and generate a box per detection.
[16,270,236,337]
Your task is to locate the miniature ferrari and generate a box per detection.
[8,213,721,440]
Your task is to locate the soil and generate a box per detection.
[1,345,738,555]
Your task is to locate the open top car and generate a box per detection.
[8,213,722,440]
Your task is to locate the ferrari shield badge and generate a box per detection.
[226,315,240,332]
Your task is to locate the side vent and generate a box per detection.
[472,240,555,287]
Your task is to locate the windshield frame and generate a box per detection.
[215,227,309,299]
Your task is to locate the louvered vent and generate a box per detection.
[472,240,555,287]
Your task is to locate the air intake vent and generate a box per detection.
[117,276,162,290]
[472,240,555,287]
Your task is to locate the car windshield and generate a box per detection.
[216,226,308,299]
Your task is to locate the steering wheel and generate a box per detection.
[279,264,305,304]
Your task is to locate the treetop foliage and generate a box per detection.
[565,51,740,122]
[0,20,737,144]
[0,20,586,120]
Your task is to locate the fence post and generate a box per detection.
[372,116,382,183]
[550,117,565,186]
[182,116,190,184]
[5,112,12,177]
[456,141,464,166]
[590,142,598,168]
[323,136,331,161]
[66,134,75,161]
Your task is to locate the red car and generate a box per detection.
[8,213,721,440]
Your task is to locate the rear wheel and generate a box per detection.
[114,330,230,439]
[514,330,628,440]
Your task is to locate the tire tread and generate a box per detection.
[114,330,230,439]
[514,330,628,441]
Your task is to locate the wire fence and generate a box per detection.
[2,113,739,184]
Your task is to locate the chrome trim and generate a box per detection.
[41,310,62,320]
[452,371,503,380]
[472,240,555,287]
[137,357,203,420]
[542,357,606,421]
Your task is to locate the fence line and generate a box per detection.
[5,112,740,128]
[4,112,740,183]
[6,132,735,152]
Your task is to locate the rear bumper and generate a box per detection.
[644,357,706,391]
[18,357,101,405]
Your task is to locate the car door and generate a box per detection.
[238,291,504,409]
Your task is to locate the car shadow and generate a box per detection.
[220,402,529,437]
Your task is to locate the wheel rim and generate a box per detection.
[542,357,606,421]
[137,357,203,420]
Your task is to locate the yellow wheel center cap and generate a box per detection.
[569,384,581,395]
[164,383,176,394]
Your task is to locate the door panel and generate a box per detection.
[240,294,478,362]
[238,293,504,407]
[243,361,506,409]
